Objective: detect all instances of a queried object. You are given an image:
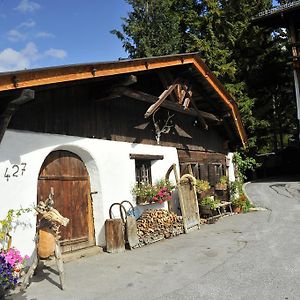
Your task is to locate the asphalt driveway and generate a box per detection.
[10,178,300,300]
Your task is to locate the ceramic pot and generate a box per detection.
[199,204,213,216]
[233,206,243,214]
[136,196,153,205]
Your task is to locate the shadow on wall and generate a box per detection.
[1,130,84,165]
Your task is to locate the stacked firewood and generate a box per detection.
[136,209,184,246]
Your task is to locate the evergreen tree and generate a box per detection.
[111,0,182,57]
[112,0,297,153]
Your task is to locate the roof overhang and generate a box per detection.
[253,2,300,27]
[0,52,247,148]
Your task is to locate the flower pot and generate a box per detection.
[136,196,152,205]
[199,204,213,216]
[215,183,227,191]
[233,206,243,214]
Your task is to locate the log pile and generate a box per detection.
[136,209,184,246]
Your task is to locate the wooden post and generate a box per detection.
[55,241,65,290]
[20,248,39,291]
[0,89,34,143]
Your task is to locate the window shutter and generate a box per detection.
[208,164,216,185]
[199,164,208,181]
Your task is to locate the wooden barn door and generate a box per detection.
[38,150,95,253]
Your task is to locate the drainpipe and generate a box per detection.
[0,89,35,144]
[293,69,300,143]
[289,20,300,144]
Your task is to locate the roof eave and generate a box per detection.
[0,52,247,148]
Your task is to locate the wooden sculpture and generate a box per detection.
[21,188,69,290]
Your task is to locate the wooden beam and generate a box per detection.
[117,87,221,122]
[183,88,192,110]
[157,71,178,104]
[129,154,164,160]
[0,89,35,143]
[144,79,179,118]
[94,91,122,102]
[94,74,137,102]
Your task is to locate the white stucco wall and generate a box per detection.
[0,129,179,257]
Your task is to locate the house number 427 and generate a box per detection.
[4,163,27,182]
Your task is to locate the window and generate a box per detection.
[180,163,208,181]
[135,160,152,184]
[130,154,164,185]
[208,163,224,185]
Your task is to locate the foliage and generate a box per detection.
[113,0,298,155]
[229,179,243,200]
[111,0,182,58]
[132,182,157,199]
[0,208,32,243]
[219,176,228,185]
[195,179,210,193]
[232,193,252,212]
[0,248,29,290]
[215,175,228,190]
[200,196,220,210]
[132,179,175,204]
[233,152,260,180]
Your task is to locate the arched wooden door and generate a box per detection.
[38,150,95,253]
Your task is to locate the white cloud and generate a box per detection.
[0,42,67,72]
[7,29,26,42]
[18,19,36,29]
[36,31,55,38]
[44,48,67,59]
[15,0,41,13]
[21,42,40,61]
[0,48,30,72]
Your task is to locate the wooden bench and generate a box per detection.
[215,201,233,216]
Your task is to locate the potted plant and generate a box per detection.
[215,175,228,191]
[0,248,29,296]
[132,182,157,205]
[0,208,31,297]
[132,179,175,205]
[199,196,220,216]
[195,180,211,198]
[232,193,251,213]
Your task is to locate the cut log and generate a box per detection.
[105,219,125,253]
[136,209,184,246]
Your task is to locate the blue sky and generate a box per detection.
[0,0,131,72]
[0,0,281,73]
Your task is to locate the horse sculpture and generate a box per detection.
[21,188,69,290]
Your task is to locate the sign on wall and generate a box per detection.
[3,163,27,181]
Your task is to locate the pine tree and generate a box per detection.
[111,0,182,58]
[112,0,297,153]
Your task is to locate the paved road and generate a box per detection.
[11,179,300,300]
